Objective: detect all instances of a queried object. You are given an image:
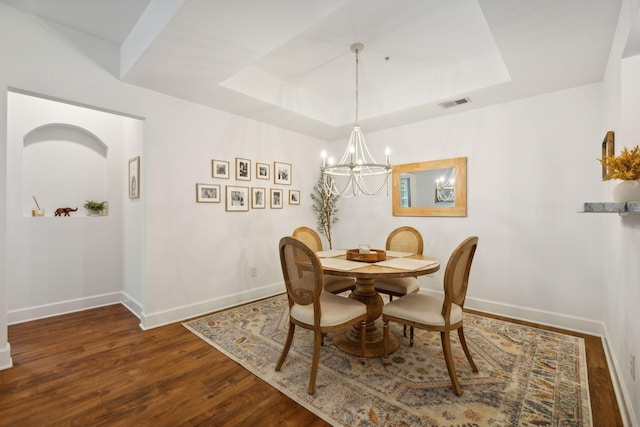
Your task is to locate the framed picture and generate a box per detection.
[128,156,140,199]
[289,190,300,205]
[196,183,220,203]
[256,162,270,180]
[270,188,283,209]
[274,161,292,185]
[225,185,249,212]
[212,159,230,179]
[252,187,266,209]
[236,157,251,181]
[601,131,615,179]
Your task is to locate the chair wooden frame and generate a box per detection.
[292,226,322,251]
[275,236,366,394]
[382,236,479,396]
[292,226,355,294]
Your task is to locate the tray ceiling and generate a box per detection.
[1,0,623,140]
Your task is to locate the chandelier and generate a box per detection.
[322,42,392,198]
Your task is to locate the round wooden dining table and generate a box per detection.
[321,253,440,358]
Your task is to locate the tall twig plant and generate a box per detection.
[310,169,339,249]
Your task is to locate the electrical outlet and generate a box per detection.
[250,267,257,277]
[631,353,636,382]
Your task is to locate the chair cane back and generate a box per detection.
[292,226,355,294]
[374,226,424,300]
[386,226,424,254]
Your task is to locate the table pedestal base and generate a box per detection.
[333,324,399,358]
[332,277,399,358]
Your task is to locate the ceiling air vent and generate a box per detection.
[439,97,471,109]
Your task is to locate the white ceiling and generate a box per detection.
[1,0,623,140]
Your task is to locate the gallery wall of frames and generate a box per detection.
[196,157,300,212]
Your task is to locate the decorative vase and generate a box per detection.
[612,180,640,202]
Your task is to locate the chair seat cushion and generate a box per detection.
[323,274,356,294]
[291,292,366,327]
[374,277,419,295]
[382,293,463,326]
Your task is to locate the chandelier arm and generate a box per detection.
[354,174,388,197]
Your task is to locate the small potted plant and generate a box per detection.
[599,145,640,202]
[83,200,107,216]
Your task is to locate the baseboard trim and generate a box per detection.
[121,292,143,320]
[419,289,605,336]
[8,286,603,334]
[6,284,286,331]
[601,325,637,427]
[0,343,12,371]
[138,282,284,330]
[7,292,123,325]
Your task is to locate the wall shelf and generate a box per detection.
[580,202,640,216]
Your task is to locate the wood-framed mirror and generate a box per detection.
[392,157,467,217]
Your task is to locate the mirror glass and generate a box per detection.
[392,157,467,217]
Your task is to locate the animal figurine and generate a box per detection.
[54,207,78,217]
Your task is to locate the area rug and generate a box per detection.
[183,294,592,426]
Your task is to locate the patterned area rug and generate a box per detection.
[183,294,592,426]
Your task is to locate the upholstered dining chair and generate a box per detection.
[275,236,367,395]
[382,236,479,396]
[292,226,356,294]
[374,226,424,301]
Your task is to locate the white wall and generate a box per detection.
[0,65,8,371]
[138,104,321,328]
[600,0,640,423]
[334,83,607,332]
[603,52,640,425]
[122,118,146,317]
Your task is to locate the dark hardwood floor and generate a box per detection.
[0,303,622,426]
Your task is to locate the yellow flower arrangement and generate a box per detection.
[599,145,640,180]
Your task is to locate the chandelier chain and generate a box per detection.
[354,46,359,124]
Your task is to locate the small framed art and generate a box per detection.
[212,159,230,179]
[196,183,220,203]
[271,188,283,209]
[252,187,266,209]
[256,162,270,180]
[289,190,300,205]
[128,156,140,199]
[226,185,249,212]
[236,157,251,181]
[274,161,292,185]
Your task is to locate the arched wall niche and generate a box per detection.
[22,123,109,216]
[24,123,109,157]
[7,89,146,326]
